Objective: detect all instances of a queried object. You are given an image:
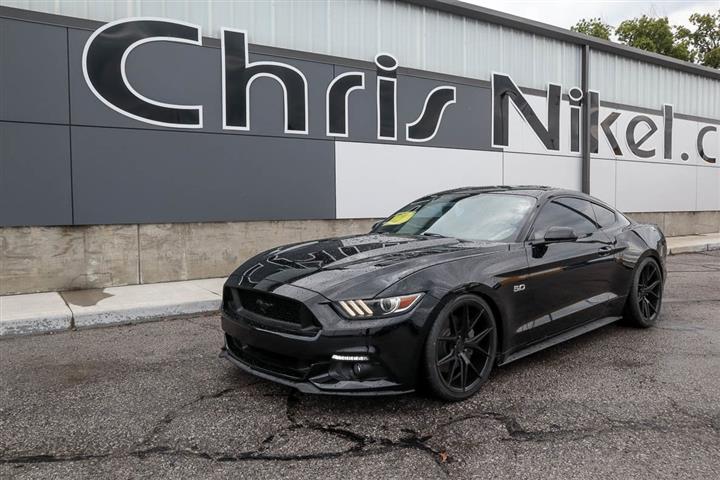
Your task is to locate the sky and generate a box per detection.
[464,1,719,34]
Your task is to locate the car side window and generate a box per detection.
[531,198,599,239]
[592,203,617,228]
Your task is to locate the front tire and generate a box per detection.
[624,257,663,328]
[424,294,498,401]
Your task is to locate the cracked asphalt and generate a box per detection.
[1,252,719,479]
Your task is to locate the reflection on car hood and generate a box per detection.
[231,233,508,299]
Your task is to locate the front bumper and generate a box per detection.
[220,285,438,395]
[220,341,412,396]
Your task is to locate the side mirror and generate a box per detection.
[543,226,578,243]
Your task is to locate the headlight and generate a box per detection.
[335,293,424,319]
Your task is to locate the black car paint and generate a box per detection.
[220,187,666,395]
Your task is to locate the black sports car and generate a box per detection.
[220,186,666,400]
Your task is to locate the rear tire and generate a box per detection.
[424,294,497,401]
[623,257,663,328]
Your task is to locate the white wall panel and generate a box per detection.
[589,158,616,207]
[502,153,581,190]
[615,162,696,212]
[697,167,720,212]
[335,142,502,219]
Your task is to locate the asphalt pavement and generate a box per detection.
[1,252,719,479]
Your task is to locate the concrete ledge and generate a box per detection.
[667,233,720,255]
[0,292,72,336]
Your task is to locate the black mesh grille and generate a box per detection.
[225,335,311,380]
[223,287,320,334]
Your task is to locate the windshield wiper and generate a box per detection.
[421,232,448,238]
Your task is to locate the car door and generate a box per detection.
[517,197,616,345]
[590,201,635,314]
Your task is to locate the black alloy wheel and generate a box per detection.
[624,257,663,328]
[424,294,497,401]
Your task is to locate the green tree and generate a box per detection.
[615,15,693,62]
[571,17,613,40]
[675,11,720,68]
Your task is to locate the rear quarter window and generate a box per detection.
[592,204,617,228]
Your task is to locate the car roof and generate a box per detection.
[433,185,617,211]
[424,186,616,210]
[432,185,557,198]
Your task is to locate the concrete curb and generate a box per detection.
[0,292,73,336]
[667,233,720,255]
[1,278,225,337]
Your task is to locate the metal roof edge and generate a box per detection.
[406,0,720,81]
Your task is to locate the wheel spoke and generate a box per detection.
[451,358,463,385]
[437,352,454,367]
[646,298,657,315]
[459,356,467,391]
[467,308,484,333]
[449,313,461,336]
[648,266,659,279]
[467,327,492,345]
[643,298,653,318]
[646,280,660,291]
[466,357,483,378]
[466,343,490,357]
[437,335,456,342]
[445,357,459,385]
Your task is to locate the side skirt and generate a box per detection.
[498,315,622,366]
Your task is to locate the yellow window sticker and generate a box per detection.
[383,211,415,226]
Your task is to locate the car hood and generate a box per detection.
[229,233,508,300]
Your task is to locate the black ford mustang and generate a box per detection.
[220,186,666,400]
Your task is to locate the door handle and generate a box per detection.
[598,246,614,256]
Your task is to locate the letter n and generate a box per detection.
[492,73,561,151]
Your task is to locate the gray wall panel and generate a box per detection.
[0,19,68,123]
[0,122,72,225]
[71,127,335,224]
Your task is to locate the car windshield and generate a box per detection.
[373,193,536,242]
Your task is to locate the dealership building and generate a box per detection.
[0,0,718,295]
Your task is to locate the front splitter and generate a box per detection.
[220,348,414,397]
